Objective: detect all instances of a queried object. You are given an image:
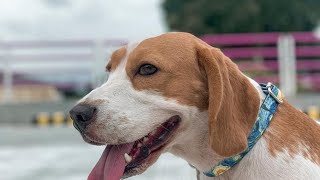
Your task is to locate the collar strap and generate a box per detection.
[203,82,283,177]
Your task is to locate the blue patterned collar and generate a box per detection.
[204,82,283,177]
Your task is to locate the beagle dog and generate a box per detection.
[69,32,320,180]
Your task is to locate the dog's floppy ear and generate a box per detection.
[196,42,260,157]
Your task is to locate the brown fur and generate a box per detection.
[106,47,127,72]
[124,33,260,157]
[265,101,320,165]
[196,42,260,157]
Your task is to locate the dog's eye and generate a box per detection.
[138,64,158,76]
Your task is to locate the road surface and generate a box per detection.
[1,126,196,180]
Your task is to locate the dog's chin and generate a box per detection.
[81,133,106,146]
[122,147,163,178]
[121,115,181,178]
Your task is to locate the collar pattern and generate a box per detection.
[204,83,283,177]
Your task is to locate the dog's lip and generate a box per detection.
[82,132,106,146]
[122,115,181,177]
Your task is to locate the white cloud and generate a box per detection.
[0,0,167,41]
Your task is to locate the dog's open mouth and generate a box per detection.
[87,115,181,180]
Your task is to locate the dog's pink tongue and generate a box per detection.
[88,143,134,180]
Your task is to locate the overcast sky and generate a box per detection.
[0,0,167,41]
[1,0,319,41]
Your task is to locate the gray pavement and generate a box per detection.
[0,99,78,124]
[1,126,196,180]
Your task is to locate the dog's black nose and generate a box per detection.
[69,104,96,131]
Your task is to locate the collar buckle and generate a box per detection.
[266,82,283,104]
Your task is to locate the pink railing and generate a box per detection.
[200,32,320,92]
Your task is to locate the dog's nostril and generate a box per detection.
[76,114,85,122]
[69,104,97,130]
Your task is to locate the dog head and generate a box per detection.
[69,32,260,179]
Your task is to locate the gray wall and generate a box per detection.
[0,99,78,124]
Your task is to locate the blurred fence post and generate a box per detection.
[278,34,297,97]
[92,40,105,88]
[3,52,13,103]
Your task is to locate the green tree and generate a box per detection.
[162,0,320,35]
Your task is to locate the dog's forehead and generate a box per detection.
[107,32,199,77]
[106,42,139,72]
[132,33,196,54]
[126,33,199,69]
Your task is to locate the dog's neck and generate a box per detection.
[170,111,223,172]
[169,77,265,180]
[170,111,233,180]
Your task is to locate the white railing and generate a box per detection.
[0,39,126,103]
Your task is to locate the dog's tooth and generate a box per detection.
[150,130,157,136]
[137,143,142,147]
[143,137,149,142]
[124,153,132,163]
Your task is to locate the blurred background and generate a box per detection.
[0,0,319,179]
